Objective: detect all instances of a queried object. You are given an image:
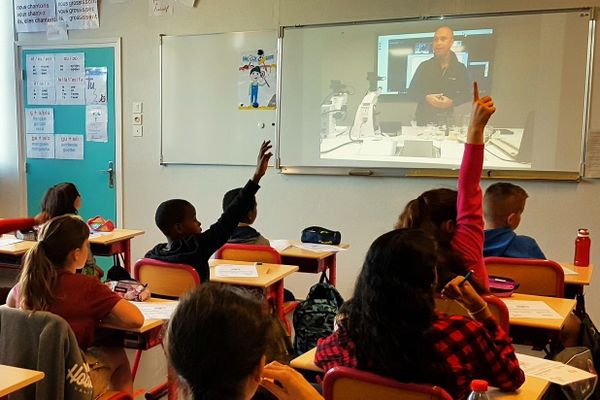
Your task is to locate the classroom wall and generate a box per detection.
[11,0,600,320]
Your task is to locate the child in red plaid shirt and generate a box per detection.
[316,84,524,400]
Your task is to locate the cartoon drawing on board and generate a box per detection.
[238,48,276,110]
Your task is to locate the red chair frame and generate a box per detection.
[323,366,453,400]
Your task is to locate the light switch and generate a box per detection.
[132,102,143,113]
[133,125,143,137]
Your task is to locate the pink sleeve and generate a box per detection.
[451,144,489,290]
[0,218,35,236]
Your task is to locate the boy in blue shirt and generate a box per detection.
[483,182,546,259]
[222,188,270,246]
[145,141,272,282]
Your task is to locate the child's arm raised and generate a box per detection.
[467,81,495,144]
[199,141,272,255]
[452,82,495,291]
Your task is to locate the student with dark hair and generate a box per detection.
[40,182,103,278]
[222,187,269,246]
[314,229,524,400]
[168,283,322,400]
[146,141,272,282]
[6,215,143,397]
[396,82,492,291]
[41,182,81,218]
[483,182,545,259]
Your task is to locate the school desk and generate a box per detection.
[209,259,299,328]
[502,293,576,331]
[0,364,44,397]
[99,298,177,399]
[0,229,144,271]
[561,262,594,286]
[289,348,550,400]
[279,242,349,286]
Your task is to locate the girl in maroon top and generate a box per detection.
[7,215,143,397]
[397,83,490,292]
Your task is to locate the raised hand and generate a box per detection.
[252,140,273,184]
[467,81,495,144]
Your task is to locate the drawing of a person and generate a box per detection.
[249,66,266,108]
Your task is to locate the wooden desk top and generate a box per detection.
[0,229,145,256]
[0,365,45,397]
[209,259,299,288]
[99,298,175,333]
[489,376,550,400]
[89,229,145,245]
[0,236,34,256]
[503,293,576,331]
[290,348,549,400]
[278,242,350,260]
[290,347,322,372]
[560,262,593,286]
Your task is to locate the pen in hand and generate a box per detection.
[458,270,473,287]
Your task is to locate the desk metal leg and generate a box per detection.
[329,255,337,286]
[131,349,142,380]
[123,239,132,273]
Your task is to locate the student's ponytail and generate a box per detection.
[19,242,58,311]
[17,215,89,311]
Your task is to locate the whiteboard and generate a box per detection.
[277,9,594,179]
[160,31,277,165]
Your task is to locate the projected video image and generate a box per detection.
[319,25,532,169]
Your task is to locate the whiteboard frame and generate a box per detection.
[14,38,124,225]
[275,7,595,181]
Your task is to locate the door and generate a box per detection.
[20,45,118,223]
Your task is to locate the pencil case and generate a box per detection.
[301,226,341,245]
[87,216,115,232]
[105,280,150,302]
[488,276,519,297]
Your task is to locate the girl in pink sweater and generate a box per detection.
[396,82,493,292]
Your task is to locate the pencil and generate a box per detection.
[458,270,473,287]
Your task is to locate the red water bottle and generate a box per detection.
[574,228,591,267]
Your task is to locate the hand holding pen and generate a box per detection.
[441,271,491,320]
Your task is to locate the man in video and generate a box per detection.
[408,26,470,126]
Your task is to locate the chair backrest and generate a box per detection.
[434,294,510,333]
[484,257,565,297]
[215,243,282,264]
[134,258,200,299]
[323,367,453,400]
[0,307,95,400]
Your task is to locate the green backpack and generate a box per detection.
[293,273,344,356]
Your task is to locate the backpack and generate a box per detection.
[575,294,600,399]
[293,273,344,355]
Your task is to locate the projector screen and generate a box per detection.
[278,9,593,177]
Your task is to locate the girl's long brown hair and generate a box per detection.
[18,215,89,311]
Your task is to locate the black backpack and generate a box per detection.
[293,273,344,355]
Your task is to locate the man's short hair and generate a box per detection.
[155,199,193,236]
[222,188,256,222]
[484,183,529,226]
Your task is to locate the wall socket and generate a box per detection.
[133,125,143,137]
[132,113,143,125]
[132,102,143,113]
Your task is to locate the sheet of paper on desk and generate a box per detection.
[516,353,596,385]
[0,237,24,246]
[270,239,291,252]
[502,300,562,319]
[292,243,348,253]
[89,231,112,237]
[561,266,578,275]
[215,264,259,278]
[133,301,179,320]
